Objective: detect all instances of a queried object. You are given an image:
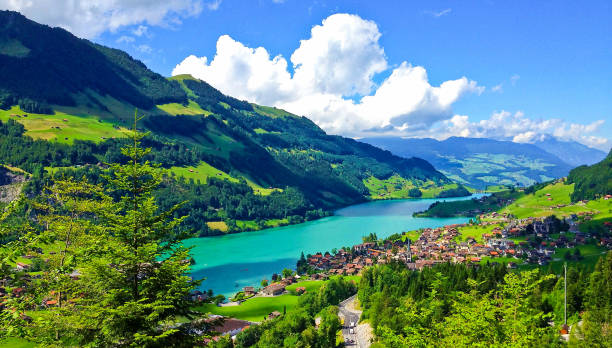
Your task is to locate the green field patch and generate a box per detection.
[253,128,281,135]
[169,161,236,184]
[169,161,281,196]
[0,106,129,143]
[500,182,582,219]
[252,104,295,118]
[196,295,299,322]
[364,175,458,199]
[157,100,211,116]
[456,223,503,243]
[0,337,37,348]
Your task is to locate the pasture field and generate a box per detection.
[456,223,504,243]
[500,182,605,219]
[168,161,281,196]
[364,175,462,199]
[0,106,128,143]
[156,100,211,116]
[196,277,361,322]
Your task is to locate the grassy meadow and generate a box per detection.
[0,106,129,144]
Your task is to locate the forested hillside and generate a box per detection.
[568,149,612,202]
[0,11,454,236]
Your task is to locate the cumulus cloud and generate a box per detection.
[0,0,203,38]
[491,84,503,93]
[173,13,482,136]
[172,13,608,150]
[434,111,610,150]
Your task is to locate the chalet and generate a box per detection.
[243,286,256,296]
[262,283,285,296]
[208,316,251,338]
[15,262,29,271]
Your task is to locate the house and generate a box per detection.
[243,286,256,296]
[268,311,282,320]
[208,316,251,337]
[262,283,286,296]
[15,262,29,271]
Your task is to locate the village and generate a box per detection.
[302,211,612,274]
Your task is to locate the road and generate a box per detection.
[338,295,372,348]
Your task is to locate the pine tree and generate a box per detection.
[90,111,203,346]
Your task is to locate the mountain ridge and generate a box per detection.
[361,136,605,189]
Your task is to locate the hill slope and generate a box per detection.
[533,135,606,167]
[568,149,612,202]
[361,136,578,189]
[0,11,455,235]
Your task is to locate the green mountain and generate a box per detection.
[362,136,580,189]
[568,149,612,202]
[0,11,453,235]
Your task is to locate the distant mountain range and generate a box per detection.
[362,136,607,189]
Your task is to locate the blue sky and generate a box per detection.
[4,0,611,149]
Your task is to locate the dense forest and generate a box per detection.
[0,10,186,111]
[358,257,611,347]
[568,149,612,202]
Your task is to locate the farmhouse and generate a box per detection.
[262,283,285,296]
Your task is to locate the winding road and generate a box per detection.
[338,295,372,348]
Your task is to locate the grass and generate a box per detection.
[364,175,461,199]
[0,337,37,348]
[196,295,299,322]
[252,104,295,118]
[0,106,129,144]
[206,221,229,232]
[235,218,290,231]
[169,161,236,184]
[500,182,602,219]
[253,128,281,134]
[286,280,325,293]
[169,161,281,196]
[156,100,211,116]
[456,223,503,243]
[197,277,361,322]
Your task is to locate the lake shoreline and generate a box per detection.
[188,194,487,296]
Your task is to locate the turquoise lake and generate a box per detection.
[186,195,485,296]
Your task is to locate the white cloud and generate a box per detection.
[136,44,153,54]
[171,13,609,150]
[434,111,610,150]
[510,74,520,86]
[173,13,482,136]
[206,0,222,11]
[0,0,203,38]
[425,8,452,18]
[132,25,149,37]
[290,14,387,97]
[491,84,503,93]
[116,35,135,43]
